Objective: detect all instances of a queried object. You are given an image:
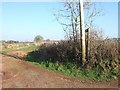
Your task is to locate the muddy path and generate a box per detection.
[0,50,119,88]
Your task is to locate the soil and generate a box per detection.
[0,50,119,88]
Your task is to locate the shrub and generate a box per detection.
[25,31,119,81]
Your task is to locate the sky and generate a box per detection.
[1,2,118,41]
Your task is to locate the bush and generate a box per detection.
[25,32,119,81]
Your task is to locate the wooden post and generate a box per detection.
[79,0,86,65]
[86,28,90,61]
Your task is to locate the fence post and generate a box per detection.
[86,28,90,61]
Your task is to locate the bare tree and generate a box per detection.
[54,0,80,42]
[54,0,104,66]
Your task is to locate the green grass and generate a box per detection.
[2,45,38,52]
[18,45,39,51]
[26,59,118,81]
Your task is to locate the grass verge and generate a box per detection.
[25,58,118,81]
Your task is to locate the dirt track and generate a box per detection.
[0,51,119,88]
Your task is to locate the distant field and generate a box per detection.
[2,44,39,52]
